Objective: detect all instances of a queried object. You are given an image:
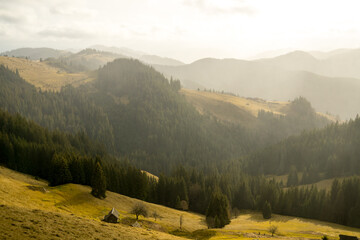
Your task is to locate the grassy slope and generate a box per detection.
[1,166,360,239]
[0,56,93,91]
[180,89,336,126]
[0,166,203,240]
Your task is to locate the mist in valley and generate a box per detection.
[1,0,360,239]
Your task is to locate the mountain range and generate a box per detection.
[2,46,360,119]
[155,49,360,119]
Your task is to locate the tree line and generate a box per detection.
[245,115,360,183]
[1,106,360,228]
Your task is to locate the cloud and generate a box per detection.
[183,0,255,15]
[0,12,24,24]
[50,6,97,18]
[38,28,95,39]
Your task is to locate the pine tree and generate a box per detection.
[262,201,272,219]
[287,168,299,187]
[206,191,230,228]
[49,153,72,186]
[91,160,106,199]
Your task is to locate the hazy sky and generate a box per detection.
[1,0,360,63]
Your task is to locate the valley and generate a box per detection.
[1,27,360,240]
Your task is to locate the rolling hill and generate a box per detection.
[1,166,360,240]
[90,45,184,66]
[260,49,360,79]
[0,47,71,60]
[180,89,336,127]
[0,57,333,174]
[0,56,92,91]
[45,48,127,72]
[155,58,360,119]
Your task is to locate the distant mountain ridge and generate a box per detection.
[259,49,360,79]
[3,46,360,119]
[155,54,360,119]
[0,47,71,60]
[90,45,184,66]
[45,48,127,72]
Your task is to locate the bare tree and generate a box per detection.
[151,211,161,221]
[268,225,278,236]
[130,202,148,220]
[180,200,189,211]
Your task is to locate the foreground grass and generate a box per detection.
[0,166,204,239]
[1,166,360,239]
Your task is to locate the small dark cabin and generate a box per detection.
[104,208,119,223]
[339,234,358,240]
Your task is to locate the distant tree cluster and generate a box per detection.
[246,115,360,182]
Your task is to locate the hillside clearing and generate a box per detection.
[181,88,287,117]
[0,56,93,91]
[180,89,336,125]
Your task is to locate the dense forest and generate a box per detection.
[1,59,360,229]
[0,65,114,151]
[1,109,359,228]
[0,61,330,174]
[245,116,360,183]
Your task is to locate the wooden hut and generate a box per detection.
[103,208,119,223]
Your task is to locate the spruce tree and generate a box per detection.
[206,191,230,228]
[262,201,272,219]
[50,153,72,186]
[91,160,107,199]
[287,168,299,187]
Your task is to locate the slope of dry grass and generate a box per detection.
[180,89,336,126]
[2,166,360,240]
[222,211,360,240]
[181,89,288,116]
[0,56,93,91]
[0,166,205,239]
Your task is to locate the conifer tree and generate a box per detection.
[206,191,230,228]
[287,168,299,187]
[49,153,72,186]
[91,159,106,199]
[262,201,272,219]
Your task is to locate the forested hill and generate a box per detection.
[88,59,331,173]
[88,59,255,173]
[0,65,114,150]
[245,116,360,183]
[0,59,330,174]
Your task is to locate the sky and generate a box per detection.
[1,0,360,63]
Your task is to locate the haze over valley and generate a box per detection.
[1,1,360,239]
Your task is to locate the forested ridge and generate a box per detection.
[245,116,360,182]
[1,58,360,229]
[90,59,255,173]
[0,65,114,150]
